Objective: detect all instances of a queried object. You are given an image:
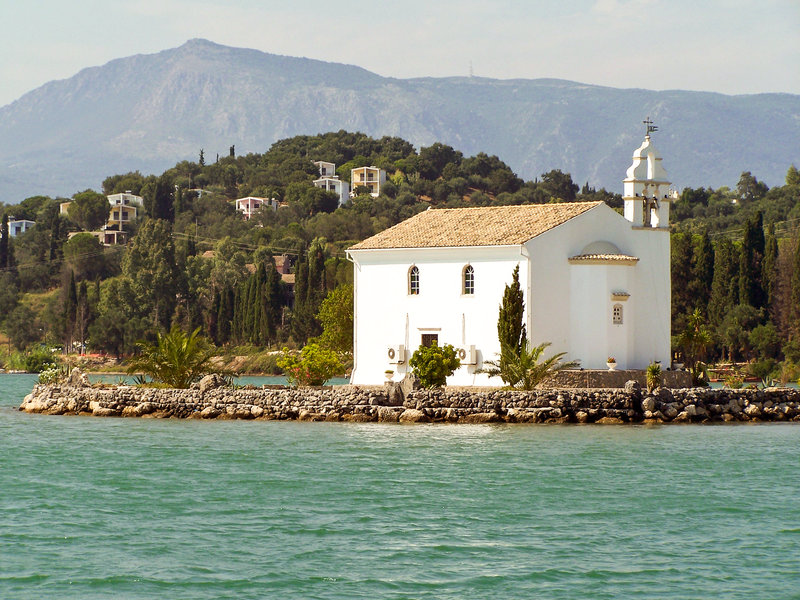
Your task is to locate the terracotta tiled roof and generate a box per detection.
[348,202,602,249]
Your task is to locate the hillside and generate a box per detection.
[0,38,798,201]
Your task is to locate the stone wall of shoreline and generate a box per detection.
[19,376,800,424]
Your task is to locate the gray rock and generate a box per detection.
[197,373,226,393]
[641,397,656,412]
[399,408,429,423]
[67,367,91,387]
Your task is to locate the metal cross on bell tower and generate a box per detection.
[643,116,658,137]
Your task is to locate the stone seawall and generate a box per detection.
[20,380,800,424]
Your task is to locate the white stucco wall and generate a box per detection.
[348,203,671,385]
[348,246,527,386]
[525,204,670,369]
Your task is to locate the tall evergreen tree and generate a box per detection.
[791,237,800,337]
[762,223,778,316]
[690,229,714,315]
[497,265,527,357]
[708,238,740,329]
[0,214,8,269]
[671,232,694,333]
[63,271,78,353]
[739,211,766,309]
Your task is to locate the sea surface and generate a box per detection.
[1,373,799,599]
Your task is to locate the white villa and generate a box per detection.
[347,133,674,386]
[313,161,350,206]
[107,192,142,230]
[351,166,386,198]
[235,196,279,220]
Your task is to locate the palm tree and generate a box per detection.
[127,326,216,388]
[481,341,579,390]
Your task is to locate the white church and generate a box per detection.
[346,129,676,386]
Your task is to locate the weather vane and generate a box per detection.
[643,116,658,136]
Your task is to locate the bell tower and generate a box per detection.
[623,118,675,228]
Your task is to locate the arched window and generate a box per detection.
[409,266,419,295]
[463,265,474,295]
[613,303,623,325]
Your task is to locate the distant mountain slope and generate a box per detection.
[1,38,798,201]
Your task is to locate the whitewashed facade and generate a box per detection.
[347,134,674,386]
[235,196,279,219]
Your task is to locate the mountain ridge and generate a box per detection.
[0,38,798,201]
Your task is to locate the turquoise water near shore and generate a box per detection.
[2,374,799,599]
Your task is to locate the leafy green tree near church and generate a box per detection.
[67,190,110,231]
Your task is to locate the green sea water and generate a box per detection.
[2,374,799,599]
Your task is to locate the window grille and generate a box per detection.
[463,265,475,295]
[409,266,419,295]
[613,304,623,325]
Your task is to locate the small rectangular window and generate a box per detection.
[421,334,438,347]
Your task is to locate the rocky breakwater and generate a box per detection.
[18,374,800,424]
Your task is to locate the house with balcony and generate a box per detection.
[312,161,350,206]
[234,196,279,220]
[350,166,386,198]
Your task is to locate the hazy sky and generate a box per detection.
[1,0,798,107]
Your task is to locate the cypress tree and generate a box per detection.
[265,262,282,342]
[49,216,61,262]
[208,290,220,342]
[246,273,260,344]
[791,237,800,336]
[690,229,714,315]
[739,211,766,308]
[708,238,740,329]
[63,271,78,352]
[671,232,694,333]
[0,214,8,269]
[762,223,778,315]
[217,286,231,344]
[497,265,527,357]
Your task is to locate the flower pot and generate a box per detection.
[607,362,617,371]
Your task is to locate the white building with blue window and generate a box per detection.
[346,133,674,386]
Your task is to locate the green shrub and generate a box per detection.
[748,359,777,387]
[277,343,343,387]
[409,342,460,388]
[480,341,579,390]
[126,326,216,389]
[25,348,58,373]
[646,362,662,392]
[38,365,69,384]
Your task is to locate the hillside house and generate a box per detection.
[235,196,279,220]
[313,161,350,206]
[6,217,35,237]
[350,166,386,198]
[347,133,674,386]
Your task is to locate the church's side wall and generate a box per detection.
[627,228,671,368]
[348,246,525,386]
[525,204,670,370]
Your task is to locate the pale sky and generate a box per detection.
[1,0,798,107]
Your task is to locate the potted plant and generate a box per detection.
[384,369,394,381]
[606,357,617,371]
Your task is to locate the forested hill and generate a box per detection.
[0,38,798,201]
[0,130,799,381]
